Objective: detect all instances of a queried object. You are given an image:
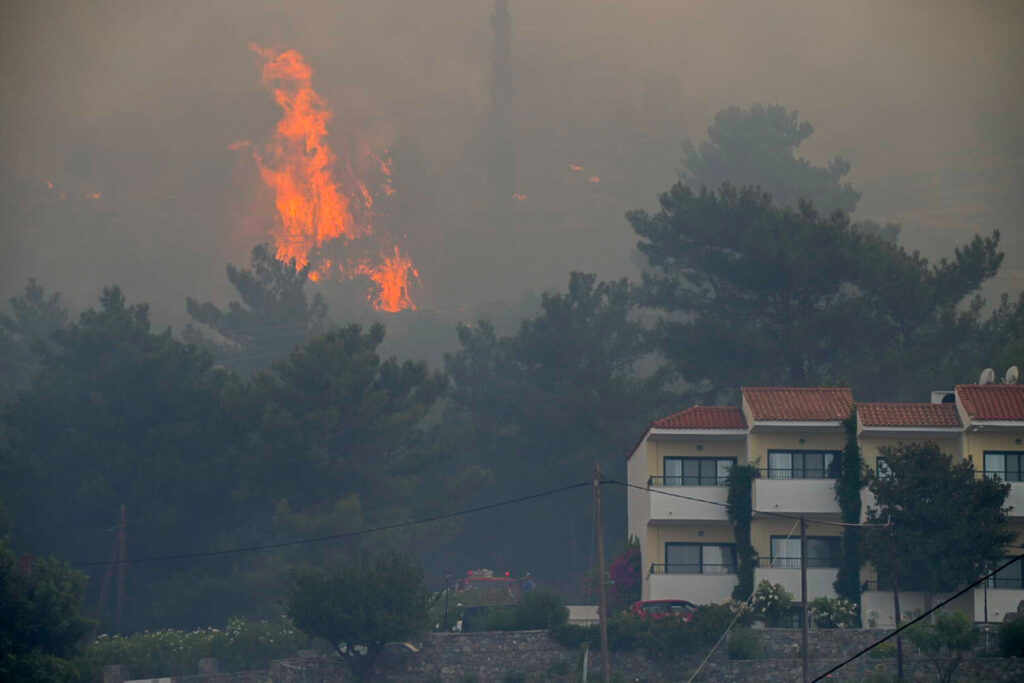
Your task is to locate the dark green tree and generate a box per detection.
[833,408,863,615]
[629,184,1003,401]
[0,287,249,630]
[862,443,1013,607]
[905,611,980,683]
[0,536,92,683]
[285,552,431,677]
[681,103,899,243]
[184,244,327,375]
[0,279,68,406]
[248,323,483,568]
[726,465,757,601]
[444,273,666,586]
[682,104,860,216]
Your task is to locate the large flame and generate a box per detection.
[243,44,418,311]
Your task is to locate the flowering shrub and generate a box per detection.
[750,580,794,627]
[807,597,859,629]
[78,617,308,681]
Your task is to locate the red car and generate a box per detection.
[630,599,698,621]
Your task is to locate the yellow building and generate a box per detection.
[626,384,1024,626]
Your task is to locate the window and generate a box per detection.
[767,450,839,479]
[987,556,1024,590]
[984,452,1024,483]
[664,542,737,574]
[662,457,736,486]
[770,536,841,568]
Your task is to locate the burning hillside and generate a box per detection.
[239,44,418,312]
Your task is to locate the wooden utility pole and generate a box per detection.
[593,464,611,683]
[115,504,127,634]
[800,517,809,683]
[889,523,904,680]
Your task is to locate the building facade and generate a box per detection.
[626,385,1024,626]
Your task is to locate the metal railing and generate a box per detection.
[976,471,1024,483]
[758,468,836,480]
[648,475,729,487]
[650,563,738,575]
[757,557,839,569]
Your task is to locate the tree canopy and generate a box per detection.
[862,442,1013,598]
[184,244,327,375]
[0,279,68,406]
[629,184,1003,401]
[0,536,92,683]
[285,551,431,677]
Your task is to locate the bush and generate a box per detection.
[549,623,593,649]
[514,589,569,629]
[750,580,793,627]
[485,606,519,631]
[807,597,859,629]
[998,617,1024,657]
[867,640,897,659]
[727,629,760,660]
[78,617,307,680]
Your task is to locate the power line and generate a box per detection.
[604,479,890,529]
[811,553,1024,681]
[73,480,591,568]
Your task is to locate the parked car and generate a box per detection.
[630,599,698,621]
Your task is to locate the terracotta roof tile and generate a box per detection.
[956,384,1024,421]
[859,403,961,428]
[742,387,853,422]
[653,406,746,430]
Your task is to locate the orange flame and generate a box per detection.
[244,45,418,311]
[569,164,584,172]
[513,193,526,201]
[588,176,601,184]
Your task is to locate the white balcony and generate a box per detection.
[648,483,729,522]
[753,477,840,517]
[754,565,838,601]
[647,571,738,603]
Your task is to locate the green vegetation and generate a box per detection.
[726,465,757,600]
[726,629,760,660]
[862,443,1012,603]
[285,551,431,678]
[807,597,858,629]
[77,617,306,681]
[998,618,1024,658]
[0,536,91,683]
[750,580,794,627]
[905,611,979,683]
[833,407,863,615]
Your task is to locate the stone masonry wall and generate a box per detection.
[108,629,1024,683]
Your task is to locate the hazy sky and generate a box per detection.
[1,0,1022,332]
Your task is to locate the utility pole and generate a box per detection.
[800,517,809,683]
[889,522,904,680]
[443,572,451,631]
[116,504,127,634]
[593,464,611,683]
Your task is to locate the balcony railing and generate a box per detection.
[759,468,836,480]
[757,557,840,569]
[648,475,728,487]
[977,471,1024,483]
[650,563,738,575]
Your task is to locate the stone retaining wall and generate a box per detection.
[107,629,1024,683]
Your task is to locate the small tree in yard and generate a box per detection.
[905,611,979,683]
[862,443,1012,612]
[285,552,431,677]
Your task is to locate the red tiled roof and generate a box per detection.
[652,406,746,430]
[859,403,961,428]
[956,384,1024,421]
[742,387,853,422]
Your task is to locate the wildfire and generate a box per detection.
[242,44,418,311]
[513,193,526,201]
[568,164,584,172]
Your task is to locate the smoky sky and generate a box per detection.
[1,0,1022,334]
